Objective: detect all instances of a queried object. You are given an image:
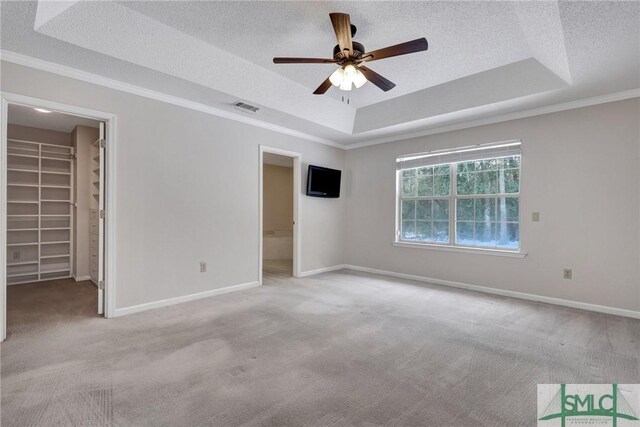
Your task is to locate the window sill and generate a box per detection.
[392,241,527,258]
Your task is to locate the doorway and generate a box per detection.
[259,146,301,284]
[1,94,115,341]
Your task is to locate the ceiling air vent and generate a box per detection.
[232,101,260,114]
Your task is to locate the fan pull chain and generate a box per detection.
[341,95,350,105]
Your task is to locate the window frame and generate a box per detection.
[395,153,523,255]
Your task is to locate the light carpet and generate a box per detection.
[2,271,639,426]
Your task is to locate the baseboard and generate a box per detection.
[344,265,640,320]
[73,275,92,282]
[112,281,260,317]
[299,264,347,277]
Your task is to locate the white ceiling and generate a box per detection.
[1,1,638,146]
[8,103,100,133]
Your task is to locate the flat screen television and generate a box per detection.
[306,165,341,198]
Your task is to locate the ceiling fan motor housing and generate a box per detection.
[334,41,365,60]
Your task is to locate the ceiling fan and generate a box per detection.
[273,13,428,95]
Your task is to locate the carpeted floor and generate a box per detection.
[1,271,639,426]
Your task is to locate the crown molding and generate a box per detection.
[0,50,345,149]
[344,88,640,150]
[2,50,638,152]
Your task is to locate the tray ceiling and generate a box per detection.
[1,1,638,146]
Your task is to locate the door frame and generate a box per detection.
[0,92,118,341]
[259,145,301,284]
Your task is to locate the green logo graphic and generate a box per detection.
[539,384,639,427]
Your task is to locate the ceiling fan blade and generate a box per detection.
[363,38,428,62]
[358,65,396,92]
[329,13,353,58]
[273,57,338,64]
[313,76,333,95]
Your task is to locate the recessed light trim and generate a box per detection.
[34,108,52,113]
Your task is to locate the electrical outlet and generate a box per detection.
[200,262,207,273]
[12,251,20,261]
[563,268,572,280]
[532,212,540,222]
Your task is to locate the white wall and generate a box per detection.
[1,61,346,311]
[346,98,640,312]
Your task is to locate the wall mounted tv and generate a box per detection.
[306,165,341,198]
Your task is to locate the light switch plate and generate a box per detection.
[532,212,540,222]
[563,268,572,280]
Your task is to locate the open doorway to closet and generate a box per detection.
[259,146,301,284]
[2,102,108,338]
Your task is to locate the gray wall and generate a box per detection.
[8,123,70,146]
[345,98,640,312]
[3,60,638,315]
[1,61,346,310]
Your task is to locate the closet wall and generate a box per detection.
[72,125,99,281]
[263,164,294,261]
[263,164,293,232]
[6,125,74,284]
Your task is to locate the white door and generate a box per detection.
[97,122,106,315]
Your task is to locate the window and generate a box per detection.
[396,142,521,251]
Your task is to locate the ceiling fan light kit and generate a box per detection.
[331,64,367,90]
[273,12,428,95]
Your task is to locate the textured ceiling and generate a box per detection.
[120,1,543,107]
[8,103,100,133]
[1,1,638,146]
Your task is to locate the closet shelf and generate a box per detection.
[7,278,39,285]
[7,261,39,266]
[8,138,72,148]
[41,171,71,175]
[40,268,71,275]
[8,168,38,173]
[8,149,39,155]
[7,272,40,278]
[7,138,75,285]
[42,150,72,156]
[42,156,71,162]
[8,153,39,159]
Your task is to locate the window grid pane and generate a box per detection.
[453,196,520,249]
[400,197,449,243]
[399,156,519,250]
